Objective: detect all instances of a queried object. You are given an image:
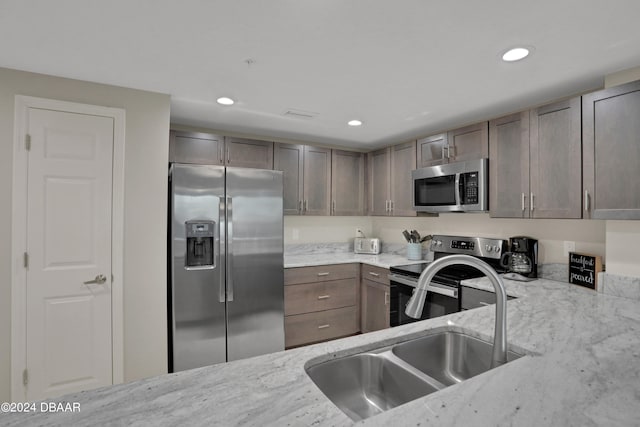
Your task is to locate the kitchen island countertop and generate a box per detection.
[5,275,640,426]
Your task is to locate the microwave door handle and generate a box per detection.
[455,173,462,206]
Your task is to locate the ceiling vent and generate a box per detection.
[282,108,318,120]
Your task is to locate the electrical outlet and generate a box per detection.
[356,228,363,237]
[563,241,575,256]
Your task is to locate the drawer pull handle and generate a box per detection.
[317,272,330,277]
[317,295,330,300]
[368,272,380,277]
[317,324,330,329]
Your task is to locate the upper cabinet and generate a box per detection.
[530,98,582,218]
[368,141,417,216]
[224,137,274,169]
[489,112,530,218]
[169,130,224,165]
[275,143,331,215]
[583,80,640,219]
[448,122,489,162]
[489,98,582,219]
[169,130,273,169]
[331,150,365,216]
[417,122,488,167]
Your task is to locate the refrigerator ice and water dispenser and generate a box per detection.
[185,220,215,268]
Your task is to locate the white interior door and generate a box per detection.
[24,107,114,400]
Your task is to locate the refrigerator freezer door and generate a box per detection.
[170,164,227,371]
[225,168,285,361]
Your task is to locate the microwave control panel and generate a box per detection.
[461,172,479,204]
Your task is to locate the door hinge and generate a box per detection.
[23,252,29,269]
[25,134,31,151]
[23,369,28,386]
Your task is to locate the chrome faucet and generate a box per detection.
[405,254,508,367]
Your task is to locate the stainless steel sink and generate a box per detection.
[306,330,525,421]
[391,331,523,386]
[305,353,439,421]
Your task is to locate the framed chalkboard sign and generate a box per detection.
[568,252,603,290]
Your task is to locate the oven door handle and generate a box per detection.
[388,274,459,299]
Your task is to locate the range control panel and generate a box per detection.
[430,235,507,259]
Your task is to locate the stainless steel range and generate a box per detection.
[388,235,507,326]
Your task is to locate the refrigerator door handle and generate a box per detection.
[218,196,225,303]
[226,196,234,302]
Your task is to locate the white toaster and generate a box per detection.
[354,237,381,254]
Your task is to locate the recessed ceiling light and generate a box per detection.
[502,47,530,62]
[348,119,363,126]
[217,97,235,106]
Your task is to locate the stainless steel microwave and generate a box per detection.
[412,158,488,212]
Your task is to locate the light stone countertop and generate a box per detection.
[5,276,640,426]
[284,252,426,269]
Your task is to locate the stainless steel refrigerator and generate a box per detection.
[168,163,284,372]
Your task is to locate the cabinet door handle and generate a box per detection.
[521,193,526,212]
[298,200,302,213]
[317,272,330,277]
[303,200,308,212]
[332,200,336,214]
[219,146,223,164]
[385,200,389,213]
[441,145,446,160]
[530,192,535,212]
[317,295,330,300]
[317,324,330,329]
[384,292,389,305]
[447,144,453,159]
[368,272,380,277]
[390,200,394,213]
[226,147,230,163]
[584,190,590,212]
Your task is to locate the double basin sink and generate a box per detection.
[306,330,524,421]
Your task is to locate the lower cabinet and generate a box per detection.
[284,264,359,348]
[360,264,390,333]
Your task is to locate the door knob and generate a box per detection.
[84,274,107,285]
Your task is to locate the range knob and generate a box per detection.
[434,240,443,247]
[493,245,501,253]
[485,244,492,253]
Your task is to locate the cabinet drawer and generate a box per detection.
[285,263,358,285]
[285,279,357,316]
[285,306,358,348]
[361,264,390,286]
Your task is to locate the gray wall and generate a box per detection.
[0,67,170,401]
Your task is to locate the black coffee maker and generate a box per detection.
[500,236,538,281]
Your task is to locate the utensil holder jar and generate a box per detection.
[407,243,422,260]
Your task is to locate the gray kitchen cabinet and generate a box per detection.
[530,97,582,218]
[390,141,417,216]
[490,99,582,219]
[489,112,530,218]
[224,137,274,169]
[284,264,359,348]
[169,130,224,165]
[367,147,391,215]
[416,123,488,168]
[275,143,331,215]
[331,149,365,215]
[169,130,273,169]
[368,141,417,216]
[447,122,489,162]
[583,80,640,219]
[360,265,390,333]
[417,133,448,167]
[274,143,304,215]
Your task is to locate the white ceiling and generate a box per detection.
[2,1,640,150]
